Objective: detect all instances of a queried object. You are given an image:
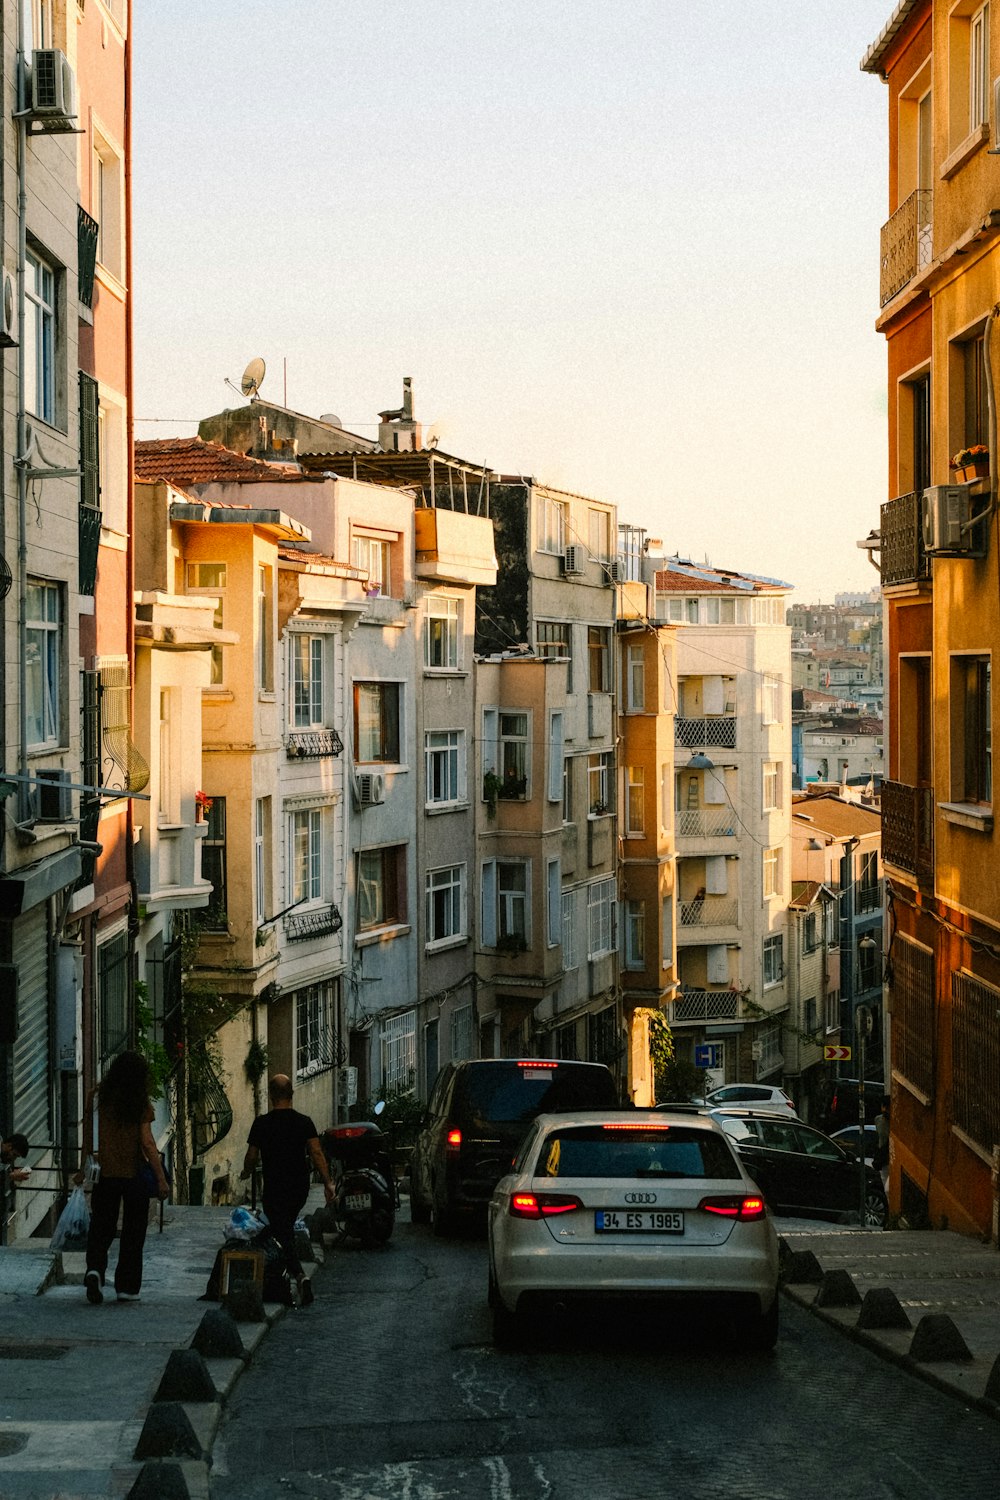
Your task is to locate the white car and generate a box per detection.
[700,1084,798,1117]
[487,1110,780,1350]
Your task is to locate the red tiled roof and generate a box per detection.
[135,437,313,486]
[655,559,789,594]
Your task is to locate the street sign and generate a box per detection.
[695,1044,722,1069]
[855,1005,874,1038]
[823,1044,852,1061]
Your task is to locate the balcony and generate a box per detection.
[856,878,884,914]
[286,728,343,759]
[284,904,343,942]
[413,507,498,586]
[679,895,739,928]
[880,188,932,307]
[668,988,743,1025]
[880,491,929,587]
[676,808,737,839]
[881,779,934,882]
[675,717,736,751]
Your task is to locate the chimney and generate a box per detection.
[378,377,422,453]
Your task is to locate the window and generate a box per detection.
[426,863,466,947]
[354,681,401,763]
[547,712,564,802]
[561,890,577,969]
[763,933,783,987]
[186,563,227,685]
[257,565,273,692]
[92,129,124,281]
[96,386,127,536]
[588,508,611,561]
[858,929,882,993]
[358,845,406,931]
[296,980,335,1079]
[762,761,781,812]
[763,673,782,725]
[158,689,178,824]
[536,621,572,688]
[625,766,644,835]
[803,911,819,953]
[381,1010,416,1093]
[588,877,616,959]
[588,752,610,813]
[97,927,130,1070]
[624,899,645,969]
[588,627,611,692]
[893,936,934,1097]
[254,797,270,924]
[705,597,737,625]
[858,850,879,910]
[563,757,573,824]
[627,646,645,711]
[79,374,100,591]
[911,372,931,493]
[200,797,228,929]
[763,845,782,899]
[665,596,699,623]
[425,729,464,805]
[290,634,324,728]
[481,859,530,948]
[425,596,460,670]
[25,251,55,424]
[290,808,323,905]
[970,3,990,127]
[31,0,54,48]
[948,2,991,151]
[963,333,989,450]
[495,711,529,798]
[450,1004,473,1062]
[541,494,567,553]
[26,579,61,748]
[547,858,561,946]
[588,1005,618,1067]
[353,534,391,596]
[951,970,1000,1153]
[825,987,840,1032]
[950,654,991,804]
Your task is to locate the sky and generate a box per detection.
[133,1,894,604]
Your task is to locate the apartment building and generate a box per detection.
[652,558,793,1094]
[863,0,999,1237]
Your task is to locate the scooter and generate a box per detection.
[322,1103,397,1248]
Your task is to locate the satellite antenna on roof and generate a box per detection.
[241,357,266,400]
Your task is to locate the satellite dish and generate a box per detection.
[241,357,266,399]
[319,413,343,428]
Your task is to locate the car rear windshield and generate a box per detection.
[456,1063,617,1124]
[530,1125,741,1180]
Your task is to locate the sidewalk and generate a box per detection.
[778,1219,1000,1420]
[0,1187,329,1499]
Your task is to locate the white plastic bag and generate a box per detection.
[50,1184,90,1251]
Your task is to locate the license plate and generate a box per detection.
[595,1209,684,1234]
[345,1193,372,1212]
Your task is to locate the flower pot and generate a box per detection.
[195,806,205,823]
[959,462,989,483]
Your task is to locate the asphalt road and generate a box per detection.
[210,1214,1000,1500]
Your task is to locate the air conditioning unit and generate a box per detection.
[992,78,1000,153]
[356,771,385,807]
[0,269,16,347]
[563,545,584,575]
[921,483,986,557]
[606,559,623,584]
[30,49,76,119]
[35,768,73,821]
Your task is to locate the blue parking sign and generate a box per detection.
[695,1044,720,1069]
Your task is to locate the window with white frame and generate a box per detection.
[481,859,530,947]
[624,899,645,969]
[97,387,126,534]
[289,808,323,906]
[295,980,335,1079]
[186,562,226,685]
[763,933,783,987]
[763,845,782,899]
[492,711,529,798]
[562,889,577,968]
[450,1003,473,1062]
[425,597,460,670]
[588,508,611,561]
[762,761,781,812]
[546,858,561,946]
[588,752,610,814]
[665,595,698,623]
[31,0,54,48]
[425,729,464,806]
[290,635,324,727]
[158,689,178,824]
[762,673,782,725]
[970,3,990,127]
[354,681,401,762]
[358,845,406,930]
[541,494,567,553]
[353,533,391,596]
[547,712,564,802]
[92,128,124,281]
[588,877,616,959]
[627,645,645,711]
[257,565,274,692]
[625,766,644,835]
[426,863,466,947]
[254,797,270,924]
[757,1021,783,1074]
[25,251,55,425]
[536,621,572,689]
[825,986,840,1032]
[26,579,61,748]
[380,1010,416,1093]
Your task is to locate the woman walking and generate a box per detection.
[81,1051,170,1304]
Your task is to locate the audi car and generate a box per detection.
[487,1110,780,1350]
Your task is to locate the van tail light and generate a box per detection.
[698,1194,767,1222]
[445,1128,462,1153]
[509,1192,583,1219]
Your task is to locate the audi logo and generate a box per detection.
[624,1192,658,1205]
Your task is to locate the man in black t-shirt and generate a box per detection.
[242,1075,335,1305]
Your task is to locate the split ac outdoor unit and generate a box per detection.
[356,772,385,807]
[0,270,16,347]
[563,545,584,575]
[35,768,72,821]
[30,50,76,119]
[605,559,623,584]
[921,483,986,558]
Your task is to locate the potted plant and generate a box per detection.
[194,790,213,823]
[482,769,502,820]
[950,445,990,482]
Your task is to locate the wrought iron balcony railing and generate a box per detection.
[284,904,343,942]
[880,491,929,587]
[675,717,737,750]
[286,728,344,759]
[880,188,932,306]
[881,780,934,882]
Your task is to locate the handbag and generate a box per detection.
[137,1160,171,1198]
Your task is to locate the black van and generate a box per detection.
[409,1059,619,1234]
[820,1077,887,1133]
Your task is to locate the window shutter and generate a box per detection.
[547,858,560,944]
[480,859,497,948]
[704,769,726,804]
[548,712,564,801]
[706,856,727,895]
[482,707,498,775]
[707,944,729,984]
[703,675,724,714]
[78,371,101,595]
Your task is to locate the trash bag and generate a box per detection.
[50,1185,90,1252]
[223,1205,264,1242]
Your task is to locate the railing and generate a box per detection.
[881,780,934,882]
[675,808,737,838]
[284,904,343,942]
[670,988,743,1024]
[880,188,932,306]
[880,491,929,587]
[856,879,884,914]
[286,728,344,759]
[679,896,739,928]
[675,717,737,750]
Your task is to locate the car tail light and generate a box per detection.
[446,1127,462,1152]
[328,1126,367,1140]
[517,1059,558,1069]
[508,1192,582,1219]
[601,1123,670,1132]
[698,1194,767,1221]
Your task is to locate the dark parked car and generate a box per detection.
[709,1109,888,1228]
[820,1078,886,1133]
[410,1059,619,1235]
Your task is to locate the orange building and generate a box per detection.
[863,0,1000,1238]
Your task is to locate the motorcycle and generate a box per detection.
[322,1103,397,1248]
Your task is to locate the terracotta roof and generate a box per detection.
[790,879,824,907]
[860,0,925,76]
[135,437,314,486]
[654,558,791,594]
[792,796,881,840]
